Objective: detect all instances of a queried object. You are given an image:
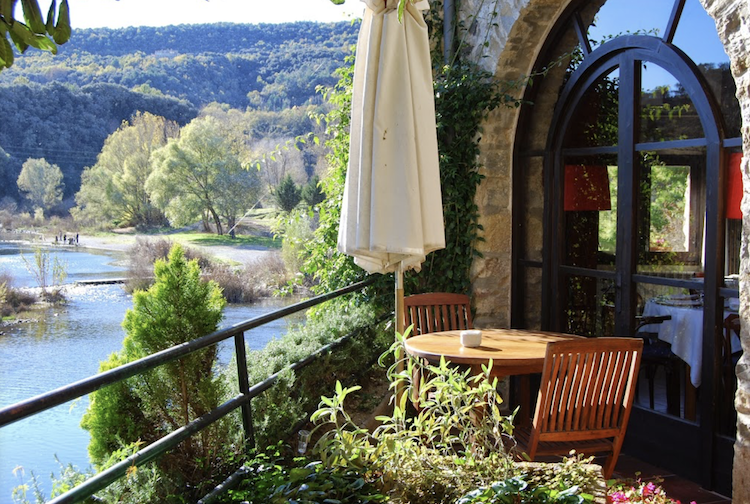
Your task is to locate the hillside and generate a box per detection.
[0,22,359,110]
[0,22,359,206]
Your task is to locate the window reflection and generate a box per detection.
[640,65,704,143]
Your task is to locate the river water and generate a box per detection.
[0,243,295,502]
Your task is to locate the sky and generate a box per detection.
[60,0,366,29]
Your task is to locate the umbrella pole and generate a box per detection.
[395,263,406,407]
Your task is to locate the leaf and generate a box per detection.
[21,0,44,33]
[45,0,55,36]
[10,21,55,53]
[0,0,13,19]
[0,34,13,67]
[52,0,69,44]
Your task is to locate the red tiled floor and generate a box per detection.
[613,454,732,504]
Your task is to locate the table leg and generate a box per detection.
[684,365,697,421]
[519,375,531,428]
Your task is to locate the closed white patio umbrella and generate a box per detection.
[338,0,445,339]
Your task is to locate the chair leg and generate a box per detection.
[645,364,656,410]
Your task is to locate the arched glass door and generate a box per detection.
[525,0,741,492]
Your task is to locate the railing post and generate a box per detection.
[234,331,255,449]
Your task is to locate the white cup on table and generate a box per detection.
[460,329,482,347]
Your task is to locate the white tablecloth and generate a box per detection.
[640,299,741,387]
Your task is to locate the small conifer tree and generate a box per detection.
[81,245,232,498]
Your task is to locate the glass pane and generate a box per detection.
[563,69,619,148]
[641,63,704,143]
[636,148,706,276]
[562,154,618,266]
[717,293,740,435]
[672,0,740,138]
[562,274,615,338]
[587,0,673,46]
[633,282,699,422]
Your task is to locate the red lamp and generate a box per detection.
[726,152,743,219]
[564,165,612,211]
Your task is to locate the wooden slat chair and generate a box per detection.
[403,292,473,335]
[512,337,643,479]
[402,292,472,408]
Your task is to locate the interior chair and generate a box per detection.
[512,337,643,479]
[717,314,742,432]
[634,315,680,412]
[403,292,473,336]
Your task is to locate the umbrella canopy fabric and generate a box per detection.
[338,0,445,275]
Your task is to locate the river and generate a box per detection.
[0,242,296,503]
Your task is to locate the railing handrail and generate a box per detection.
[0,277,376,428]
[0,276,381,504]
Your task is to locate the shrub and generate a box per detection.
[223,300,390,448]
[20,246,67,302]
[241,252,289,294]
[81,245,237,501]
[280,209,314,280]
[0,270,37,316]
[216,444,386,504]
[125,236,211,292]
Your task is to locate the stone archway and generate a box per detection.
[457,0,750,498]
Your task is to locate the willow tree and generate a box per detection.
[16,157,64,212]
[73,112,177,227]
[146,115,262,236]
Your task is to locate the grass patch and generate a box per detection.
[183,233,281,249]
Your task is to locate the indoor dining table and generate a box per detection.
[403,328,581,424]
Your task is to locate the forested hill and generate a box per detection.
[0,21,358,205]
[0,21,359,110]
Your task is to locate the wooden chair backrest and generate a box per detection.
[403,292,472,335]
[532,337,643,443]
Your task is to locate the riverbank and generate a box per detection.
[4,231,277,268]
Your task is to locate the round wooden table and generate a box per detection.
[403,328,581,376]
[403,328,581,423]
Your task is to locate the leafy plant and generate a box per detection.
[223,300,390,449]
[456,476,589,504]
[20,245,66,301]
[0,0,71,71]
[218,444,386,504]
[310,330,518,503]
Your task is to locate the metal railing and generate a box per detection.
[0,277,379,504]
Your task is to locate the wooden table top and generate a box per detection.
[403,328,581,376]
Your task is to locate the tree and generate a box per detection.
[301,174,325,207]
[73,112,177,227]
[274,173,302,212]
[146,115,262,235]
[81,245,232,497]
[16,157,64,211]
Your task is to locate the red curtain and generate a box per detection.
[564,165,612,211]
[726,152,743,219]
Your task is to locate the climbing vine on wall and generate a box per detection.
[306,2,527,304]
